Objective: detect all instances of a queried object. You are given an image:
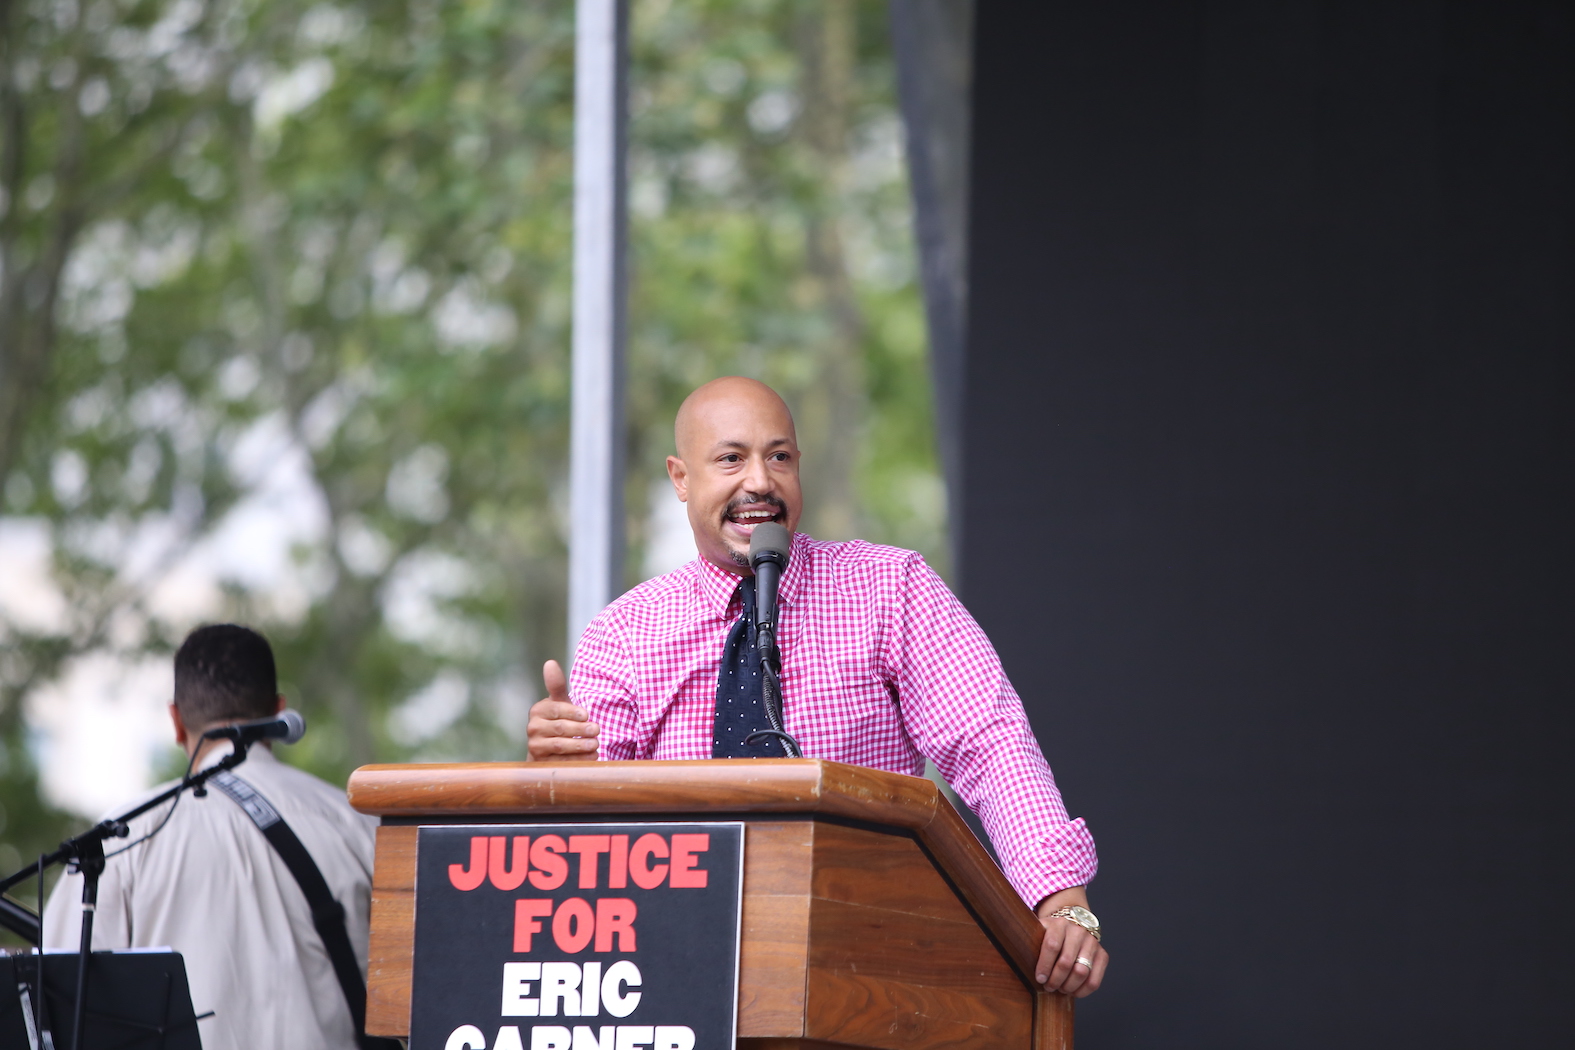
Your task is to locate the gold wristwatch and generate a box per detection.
[1045,905,1101,941]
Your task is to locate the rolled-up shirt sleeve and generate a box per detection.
[569,609,643,761]
[888,554,1099,907]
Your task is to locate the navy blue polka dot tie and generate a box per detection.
[712,577,785,758]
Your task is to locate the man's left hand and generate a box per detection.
[1034,888,1108,998]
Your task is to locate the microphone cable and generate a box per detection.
[103,744,203,859]
[103,710,301,859]
[745,640,802,758]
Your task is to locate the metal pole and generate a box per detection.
[69,838,105,1050]
[567,0,628,656]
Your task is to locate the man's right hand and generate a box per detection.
[527,659,600,761]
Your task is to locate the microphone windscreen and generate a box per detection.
[277,708,307,745]
[749,522,792,565]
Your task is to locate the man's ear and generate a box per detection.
[274,694,287,715]
[169,703,188,748]
[666,455,689,501]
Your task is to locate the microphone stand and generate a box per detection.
[0,738,257,1050]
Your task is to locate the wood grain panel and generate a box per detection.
[366,824,416,1037]
[915,799,1047,985]
[807,898,1023,1001]
[803,968,1031,1050]
[809,821,974,923]
[739,893,810,1037]
[738,822,813,1038]
[1034,991,1074,1050]
[743,821,815,896]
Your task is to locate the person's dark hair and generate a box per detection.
[174,624,279,730]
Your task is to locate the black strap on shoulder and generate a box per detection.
[210,771,400,1050]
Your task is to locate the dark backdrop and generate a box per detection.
[961,4,1574,1047]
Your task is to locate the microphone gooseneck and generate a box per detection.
[747,523,801,758]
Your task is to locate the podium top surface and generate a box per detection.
[350,757,938,827]
[347,758,1048,980]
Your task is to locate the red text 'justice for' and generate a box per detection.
[447,833,712,954]
[448,833,711,893]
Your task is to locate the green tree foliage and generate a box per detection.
[0,0,941,918]
[627,0,940,559]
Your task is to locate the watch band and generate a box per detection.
[1045,906,1102,941]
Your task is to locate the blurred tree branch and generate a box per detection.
[0,2,937,883]
[0,1,84,487]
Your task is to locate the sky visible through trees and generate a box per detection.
[0,0,942,911]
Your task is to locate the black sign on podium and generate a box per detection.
[410,822,745,1050]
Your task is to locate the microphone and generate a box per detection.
[746,521,800,758]
[202,709,307,746]
[749,522,792,654]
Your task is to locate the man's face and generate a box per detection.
[667,384,802,573]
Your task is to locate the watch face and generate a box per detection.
[1068,906,1098,927]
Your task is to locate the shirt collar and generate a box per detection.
[692,530,812,620]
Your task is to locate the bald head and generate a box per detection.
[674,377,796,460]
[666,377,803,572]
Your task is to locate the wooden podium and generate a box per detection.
[347,758,1073,1050]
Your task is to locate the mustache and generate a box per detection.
[723,493,786,518]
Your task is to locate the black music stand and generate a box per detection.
[0,951,206,1049]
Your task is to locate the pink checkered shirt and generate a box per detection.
[570,531,1098,907]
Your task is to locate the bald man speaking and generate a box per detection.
[529,377,1108,997]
